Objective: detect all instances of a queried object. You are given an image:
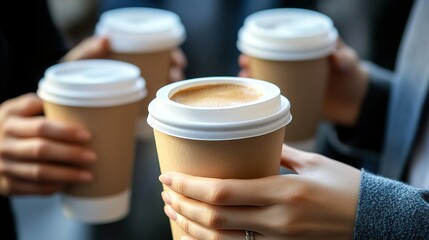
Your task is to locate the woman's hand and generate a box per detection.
[323,40,369,125]
[238,39,369,126]
[0,93,96,196]
[61,36,110,62]
[169,48,187,82]
[62,36,187,82]
[159,144,361,240]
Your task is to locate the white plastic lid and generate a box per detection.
[147,77,292,140]
[96,7,186,53]
[237,8,338,61]
[37,59,147,107]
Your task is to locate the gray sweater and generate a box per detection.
[354,171,429,239]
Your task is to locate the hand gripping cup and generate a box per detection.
[37,59,146,224]
[237,8,338,145]
[96,7,186,139]
[147,77,291,239]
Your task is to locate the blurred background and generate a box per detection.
[11,0,412,239]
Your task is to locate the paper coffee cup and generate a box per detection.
[237,8,338,144]
[37,59,146,224]
[147,77,291,239]
[96,7,186,139]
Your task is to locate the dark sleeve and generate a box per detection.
[354,170,429,239]
[0,196,17,240]
[0,0,67,102]
[334,63,391,152]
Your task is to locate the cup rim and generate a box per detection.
[37,59,147,107]
[147,77,292,140]
[237,8,338,61]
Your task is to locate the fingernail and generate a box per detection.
[181,236,192,240]
[164,205,177,221]
[161,191,171,204]
[81,151,97,162]
[159,174,172,186]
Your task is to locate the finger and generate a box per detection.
[171,48,187,69]
[280,144,307,172]
[164,205,248,240]
[238,54,250,68]
[159,172,279,206]
[61,37,110,62]
[163,190,266,232]
[238,69,251,78]
[3,116,91,143]
[0,159,93,183]
[330,44,358,71]
[0,93,43,117]
[0,138,96,164]
[281,144,318,174]
[0,176,65,195]
[170,66,185,83]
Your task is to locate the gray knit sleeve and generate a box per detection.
[354,170,429,239]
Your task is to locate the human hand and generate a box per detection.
[323,40,369,125]
[159,144,361,240]
[238,54,251,78]
[0,93,96,196]
[237,39,369,126]
[61,36,110,62]
[169,48,187,82]
[62,36,187,82]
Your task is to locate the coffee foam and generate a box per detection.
[147,77,292,140]
[237,8,338,60]
[170,83,263,107]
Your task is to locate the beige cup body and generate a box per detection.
[108,50,171,138]
[154,128,285,239]
[249,56,328,141]
[43,101,141,197]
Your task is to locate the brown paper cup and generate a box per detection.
[249,57,329,141]
[155,128,285,238]
[147,77,292,239]
[96,7,186,139]
[108,50,171,139]
[237,8,338,144]
[37,59,146,223]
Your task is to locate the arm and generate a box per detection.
[355,170,429,239]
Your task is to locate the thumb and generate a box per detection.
[330,42,359,72]
[0,93,43,117]
[280,144,314,174]
[61,36,110,62]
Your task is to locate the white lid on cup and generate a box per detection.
[37,59,147,107]
[237,8,338,61]
[147,77,292,141]
[96,7,186,53]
